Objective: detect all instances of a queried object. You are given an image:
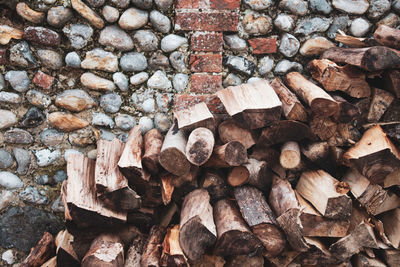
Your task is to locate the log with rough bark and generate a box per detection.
[161,225,189,267]
[249,145,280,165]
[343,125,400,184]
[205,141,248,168]
[55,230,80,267]
[142,129,164,175]
[174,102,215,131]
[266,248,300,267]
[234,186,286,257]
[213,199,263,256]
[81,234,124,267]
[228,158,273,190]
[298,237,338,266]
[383,69,400,98]
[172,165,198,188]
[95,139,141,211]
[285,72,339,116]
[296,170,352,219]
[218,119,257,149]
[199,170,229,202]
[321,46,400,72]
[301,141,330,166]
[374,25,400,50]
[216,79,282,129]
[309,59,371,98]
[179,189,217,261]
[258,120,311,145]
[332,95,361,123]
[185,127,215,166]
[159,123,191,176]
[21,232,55,267]
[140,225,166,267]
[382,208,400,249]
[270,77,308,122]
[367,87,395,122]
[280,141,301,169]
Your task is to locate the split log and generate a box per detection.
[159,123,191,176]
[280,141,301,169]
[172,165,198,188]
[309,114,337,141]
[269,176,299,217]
[160,174,174,205]
[343,125,400,184]
[205,141,247,168]
[228,158,273,190]
[367,88,395,122]
[332,95,361,123]
[218,119,257,149]
[298,237,338,266]
[124,230,146,267]
[41,256,56,267]
[55,230,80,267]
[199,170,229,202]
[373,25,400,50]
[335,31,369,48]
[216,79,282,129]
[384,249,400,267]
[161,225,188,267]
[213,199,263,256]
[382,208,400,249]
[21,232,55,267]
[174,102,215,131]
[185,127,215,166]
[321,46,400,72]
[234,186,286,257]
[95,139,141,211]
[296,170,352,219]
[328,122,361,147]
[285,72,339,116]
[354,253,387,267]
[258,120,311,145]
[142,129,163,175]
[82,234,124,267]
[383,69,400,98]
[141,225,167,267]
[270,77,308,122]
[309,59,371,98]
[179,189,217,261]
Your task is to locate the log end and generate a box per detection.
[228,166,250,187]
[325,195,352,220]
[214,230,263,257]
[159,148,191,176]
[253,223,286,258]
[224,141,248,167]
[311,98,339,117]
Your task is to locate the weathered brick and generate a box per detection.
[210,0,240,10]
[191,73,223,94]
[33,71,54,90]
[191,32,223,52]
[248,37,277,54]
[175,0,207,9]
[174,94,226,114]
[0,49,7,65]
[190,54,222,73]
[175,0,239,9]
[175,11,239,32]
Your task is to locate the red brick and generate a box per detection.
[248,37,277,54]
[174,94,226,114]
[33,71,54,90]
[191,32,223,52]
[175,0,207,9]
[175,11,239,32]
[191,73,223,94]
[0,49,7,65]
[210,0,240,10]
[175,0,239,9]
[190,54,222,73]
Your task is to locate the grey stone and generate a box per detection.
[327,16,349,39]
[4,128,33,144]
[69,128,94,147]
[150,10,171,33]
[149,52,171,71]
[111,0,130,8]
[2,250,16,265]
[0,206,63,253]
[332,0,369,14]
[53,170,67,183]
[102,5,119,22]
[0,191,14,212]
[5,71,30,92]
[92,112,115,128]
[279,33,300,57]
[0,92,22,104]
[148,70,172,90]
[65,52,81,67]
[156,92,172,112]
[248,77,263,84]
[35,174,50,185]
[9,41,38,68]
[223,73,242,87]
[154,113,170,133]
[244,0,273,10]
[0,150,13,169]
[274,59,303,75]
[130,72,149,85]
[37,49,63,69]
[26,90,51,109]
[63,24,93,49]
[64,149,83,161]
[100,93,122,113]
[138,116,154,133]
[142,98,155,113]
[133,30,159,52]
[86,0,105,7]
[118,133,129,142]
[119,8,149,30]
[20,107,45,128]
[154,0,173,10]
[224,56,255,76]
[0,73,4,90]
[113,72,129,91]
[13,148,30,174]
[224,34,247,51]
[0,110,17,129]
[274,14,295,32]
[34,149,61,167]
[295,17,331,35]
[309,0,332,14]
[0,172,23,189]
[368,0,390,19]
[81,48,118,72]
[100,129,116,141]
[120,52,148,72]
[115,114,136,130]
[47,6,73,27]
[173,73,188,92]
[350,18,371,37]
[161,34,187,52]
[19,186,48,205]
[242,10,273,36]
[99,25,134,51]
[258,56,274,76]
[132,0,153,9]
[280,0,308,15]
[51,196,65,213]
[169,51,187,72]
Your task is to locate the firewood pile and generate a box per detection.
[23,25,400,267]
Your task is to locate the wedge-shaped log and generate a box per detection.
[161,225,189,267]
[218,119,257,149]
[234,186,285,257]
[82,234,124,267]
[280,141,301,169]
[309,59,371,98]
[174,102,215,131]
[285,72,339,117]
[141,225,166,267]
[258,120,311,145]
[322,46,400,72]
[21,232,55,267]
[228,158,273,190]
[205,141,247,168]
[269,176,299,217]
[382,208,400,249]
[296,170,352,219]
[185,127,215,166]
[55,230,80,267]
[343,125,400,184]
[367,87,395,122]
[179,189,216,261]
[213,199,263,256]
[374,25,400,50]
[142,129,163,175]
[216,79,282,129]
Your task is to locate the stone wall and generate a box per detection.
[0,0,399,264]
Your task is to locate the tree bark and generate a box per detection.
[332,95,361,123]
[174,102,215,132]
[82,234,124,267]
[142,129,164,175]
[21,232,55,267]
[367,87,395,122]
[55,230,80,267]
[199,170,229,203]
[218,119,257,149]
[384,249,400,267]
[185,127,215,166]
[141,225,167,267]
[383,69,400,98]
[228,158,273,190]
[161,225,189,267]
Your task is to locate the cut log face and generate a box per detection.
[159,123,191,176]
[321,46,400,72]
[142,129,164,175]
[21,232,55,267]
[374,25,400,50]
[332,95,361,123]
[382,208,400,249]
[161,225,189,267]
[296,170,352,219]
[367,87,395,122]
[205,141,248,168]
[216,79,282,129]
[258,120,311,145]
[174,102,215,132]
[309,59,371,98]
[218,119,257,149]
[270,77,308,122]
[343,125,400,184]
[228,158,273,190]
[185,127,215,166]
[56,230,80,267]
[81,234,124,267]
[213,199,263,256]
[285,72,339,117]
[141,225,167,267]
[280,141,301,169]
[179,189,217,261]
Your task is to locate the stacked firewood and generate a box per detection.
[24,25,400,267]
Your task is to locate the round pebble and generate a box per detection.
[173,73,188,92]
[169,51,187,72]
[147,70,172,90]
[350,18,371,37]
[133,30,159,52]
[0,149,13,169]
[138,116,154,133]
[274,14,295,32]
[130,72,149,85]
[258,56,274,75]
[150,10,171,33]
[63,24,93,50]
[279,33,300,57]
[47,6,73,28]
[120,52,148,72]
[92,112,115,128]
[100,93,122,113]
[223,73,242,87]
[102,5,119,22]
[161,34,187,52]
[142,98,156,113]
[113,72,129,91]
[115,114,136,130]
[5,71,30,92]
[0,172,23,189]
[65,52,81,67]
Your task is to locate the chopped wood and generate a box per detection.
[374,25,400,50]
[81,234,124,267]
[41,256,56,267]
[228,158,273,190]
[382,208,400,249]
[322,46,400,72]
[140,225,167,267]
[172,165,198,188]
[225,255,264,266]
[142,129,164,175]
[205,141,248,168]
[179,189,217,261]
[185,127,215,166]
[192,254,225,267]
[383,69,400,98]
[213,199,263,256]
[280,141,301,169]
[55,230,80,267]
[218,119,257,149]
[199,170,229,202]
[266,248,300,267]
[309,59,371,98]
[174,102,215,131]
[161,225,189,267]
[335,31,369,48]
[332,95,361,123]
[249,145,280,165]
[309,114,337,141]
[216,79,282,129]
[269,176,299,217]
[258,120,311,145]
[160,174,174,205]
[384,249,400,267]
[367,87,395,122]
[21,232,55,267]
[301,141,330,164]
[354,253,387,267]
[270,77,308,122]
